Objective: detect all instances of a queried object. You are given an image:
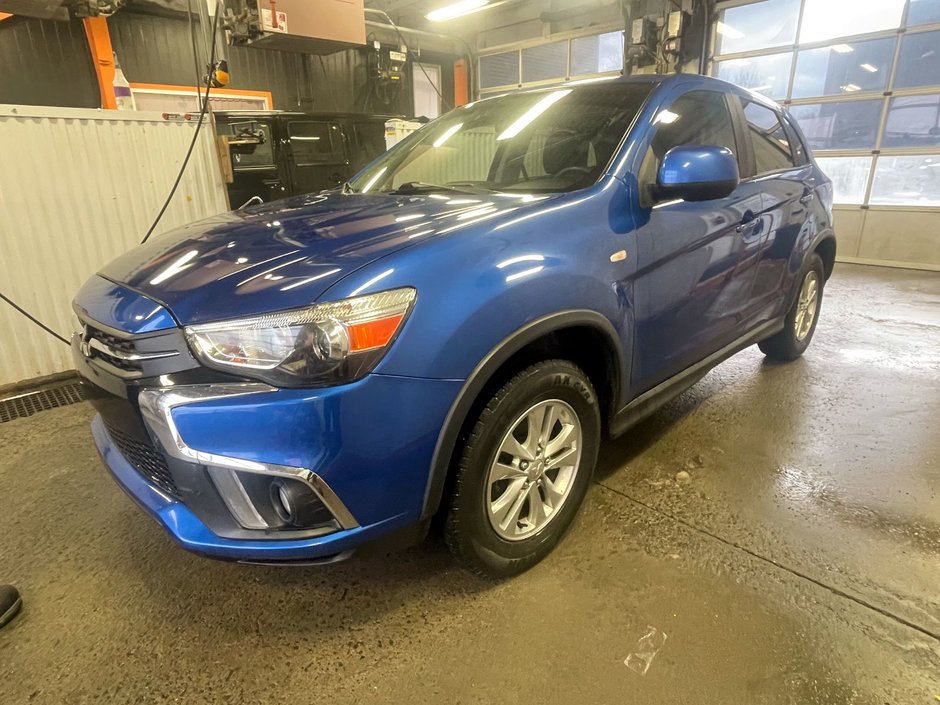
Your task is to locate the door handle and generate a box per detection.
[735,221,756,233]
[799,192,815,204]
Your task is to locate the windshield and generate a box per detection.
[348,82,654,195]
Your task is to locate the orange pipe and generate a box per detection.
[0,12,13,21]
[453,58,469,107]
[83,17,116,109]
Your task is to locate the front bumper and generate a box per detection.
[81,355,461,562]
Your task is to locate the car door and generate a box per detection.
[735,98,819,323]
[629,88,766,394]
[285,119,350,195]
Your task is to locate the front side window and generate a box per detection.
[637,89,739,204]
[289,122,342,166]
[741,100,796,174]
[348,83,653,195]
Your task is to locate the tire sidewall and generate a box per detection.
[455,363,600,569]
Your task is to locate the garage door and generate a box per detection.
[711,0,940,269]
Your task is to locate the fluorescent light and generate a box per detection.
[497,254,545,269]
[716,21,744,39]
[497,90,572,141]
[432,122,463,148]
[842,83,861,92]
[505,266,543,282]
[860,63,878,73]
[426,0,488,22]
[831,44,854,54]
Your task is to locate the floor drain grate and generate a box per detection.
[0,381,88,424]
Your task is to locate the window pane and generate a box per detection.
[570,31,624,75]
[221,123,274,169]
[521,42,567,83]
[882,94,940,148]
[870,154,940,206]
[908,0,940,26]
[814,156,873,204]
[715,52,792,100]
[789,100,883,150]
[799,0,905,44]
[289,122,339,165]
[894,30,940,89]
[715,0,800,55]
[742,100,795,173]
[480,52,519,89]
[792,37,894,98]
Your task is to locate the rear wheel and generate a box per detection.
[444,360,600,578]
[759,253,824,361]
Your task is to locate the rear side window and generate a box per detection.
[782,115,809,165]
[289,121,343,165]
[741,100,796,174]
[637,89,740,205]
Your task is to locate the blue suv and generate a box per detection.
[73,75,834,577]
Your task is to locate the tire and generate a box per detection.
[444,360,601,578]
[759,253,825,362]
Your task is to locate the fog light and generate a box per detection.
[269,478,326,527]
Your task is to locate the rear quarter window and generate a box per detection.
[741,100,797,174]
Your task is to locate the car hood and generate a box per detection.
[99,191,547,325]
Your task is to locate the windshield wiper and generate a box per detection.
[383,182,495,195]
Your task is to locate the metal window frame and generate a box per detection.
[709,0,940,208]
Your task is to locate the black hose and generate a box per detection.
[0,293,70,346]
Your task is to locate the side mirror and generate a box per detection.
[655,145,739,202]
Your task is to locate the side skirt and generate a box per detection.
[608,317,784,438]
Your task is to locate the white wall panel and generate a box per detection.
[0,105,229,387]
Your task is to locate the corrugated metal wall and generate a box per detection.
[0,15,100,108]
[0,105,229,386]
[107,11,416,115]
[0,10,447,117]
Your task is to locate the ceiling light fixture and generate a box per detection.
[426,0,489,22]
[860,63,878,73]
[831,44,854,54]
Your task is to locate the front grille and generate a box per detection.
[0,381,87,423]
[86,326,141,373]
[103,419,181,499]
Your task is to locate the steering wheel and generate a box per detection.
[553,166,592,181]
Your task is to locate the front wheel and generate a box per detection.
[444,360,600,578]
[759,253,825,361]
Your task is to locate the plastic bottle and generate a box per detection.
[112,52,137,111]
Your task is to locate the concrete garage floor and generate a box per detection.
[1,263,938,704]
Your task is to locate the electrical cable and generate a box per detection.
[369,9,453,111]
[0,293,70,346]
[140,6,220,244]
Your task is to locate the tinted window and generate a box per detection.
[742,100,795,174]
[351,121,387,171]
[349,83,653,195]
[289,122,342,165]
[637,90,739,204]
[782,116,808,165]
[218,122,275,170]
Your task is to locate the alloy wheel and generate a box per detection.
[485,399,582,541]
[794,270,820,341]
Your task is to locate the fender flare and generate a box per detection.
[420,309,624,519]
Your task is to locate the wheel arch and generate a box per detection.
[420,310,624,520]
[813,232,837,280]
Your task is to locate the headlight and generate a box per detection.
[185,288,416,386]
